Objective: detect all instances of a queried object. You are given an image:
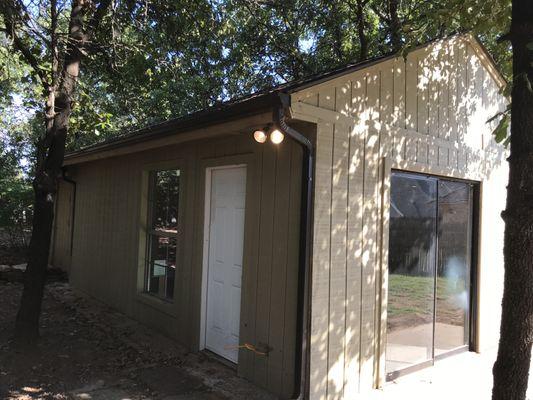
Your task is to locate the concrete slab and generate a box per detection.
[369,348,533,400]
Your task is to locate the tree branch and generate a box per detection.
[0,0,50,89]
[370,4,390,23]
[17,0,52,47]
[238,0,312,78]
[86,0,112,37]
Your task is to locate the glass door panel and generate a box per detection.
[386,173,437,375]
[435,180,473,356]
[386,171,476,379]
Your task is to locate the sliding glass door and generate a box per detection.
[386,173,437,373]
[385,171,475,379]
[435,180,473,356]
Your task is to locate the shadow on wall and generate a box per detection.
[299,34,507,398]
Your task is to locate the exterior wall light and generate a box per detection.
[253,125,284,144]
[269,128,284,144]
[253,130,268,143]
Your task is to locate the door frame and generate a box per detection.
[376,163,481,385]
[199,163,247,353]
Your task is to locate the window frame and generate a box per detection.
[383,169,480,382]
[137,160,184,312]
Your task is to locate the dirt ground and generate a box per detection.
[0,246,27,269]
[0,280,275,400]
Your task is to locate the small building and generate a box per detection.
[51,33,508,399]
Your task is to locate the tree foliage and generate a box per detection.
[0,54,36,246]
[0,132,33,247]
[1,0,513,155]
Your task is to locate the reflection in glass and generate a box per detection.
[435,180,472,355]
[386,171,475,378]
[147,236,177,299]
[145,168,180,300]
[386,173,437,375]
[151,169,180,233]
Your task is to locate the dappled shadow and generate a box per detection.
[295,33,507,399]
[0,281,274,400]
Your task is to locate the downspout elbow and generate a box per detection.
[61,167,76,186]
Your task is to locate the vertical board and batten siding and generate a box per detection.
[291,35,508,398]
[51,180,74,271]
[61,129,304,399]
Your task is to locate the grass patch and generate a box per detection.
[388,274,466,321]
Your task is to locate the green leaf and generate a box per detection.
[492,113,510,144]
[500,84,512,98]
[487,111,504,124]
[502,135,511,147]
[487,103,511,124]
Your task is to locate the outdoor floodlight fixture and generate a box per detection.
[253,129,268,143]
[253,125,284,144]
[269,128,284,144]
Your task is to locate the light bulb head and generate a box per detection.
[253,130,267,143]
[270,128,284,144]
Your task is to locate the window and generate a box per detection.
[144,169,180,300]
[385,171,476,380]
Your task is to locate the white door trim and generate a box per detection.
[199,164,246,358]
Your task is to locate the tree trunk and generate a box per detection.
[356,0,368,61]
[388,0,401,52]
[14,0,86,343]
[492,0,533,398]
[14,190,55,342]
[333,23,344,62]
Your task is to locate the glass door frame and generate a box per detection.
[384,169,480,382]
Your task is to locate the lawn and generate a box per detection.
[388,274,468,331]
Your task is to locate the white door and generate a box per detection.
[205,166,246,363]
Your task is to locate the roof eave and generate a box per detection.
[64,32,508,165]
[64,91,279,164]
[463,33,508,90]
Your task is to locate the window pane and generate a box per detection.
[435,180,472,355]
[386,172,476,378]
[146,234,176,299]
[150,169,180,233]
[386,173,437,375]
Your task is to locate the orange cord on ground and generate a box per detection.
[224,343,269,356]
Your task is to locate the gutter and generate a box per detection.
[275,92,314,400]
[64,93,276,164]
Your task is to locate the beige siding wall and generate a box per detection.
[51,180,74,271]
[291,35,508,398]
[59,127,305,398]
